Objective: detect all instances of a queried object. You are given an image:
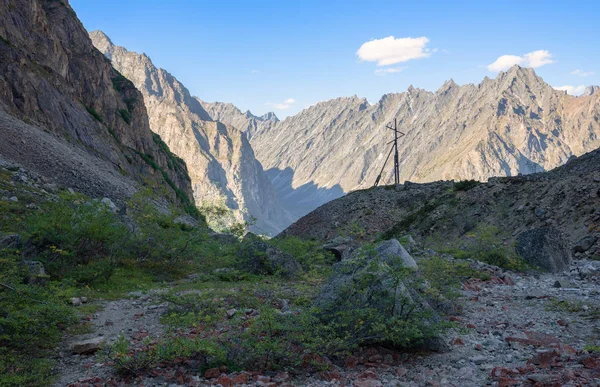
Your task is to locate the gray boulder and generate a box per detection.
[71,337,105,354]
[314,239,448,351]
[238,234,302,277]
[376,239,418,270]
[174,215,199,228]
[516,228,571,273]
[100,197,118,213]
[573,236,598,254]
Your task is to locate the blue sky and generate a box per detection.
[71,0,599,118]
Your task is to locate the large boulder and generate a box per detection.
[314,239,449,351]
[238,234,302,277]
[573,236,598,254]
[516,228,571,273]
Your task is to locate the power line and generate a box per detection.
[374,118,405,187]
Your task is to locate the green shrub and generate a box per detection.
[118,108,131,125]
[453,179,480,191]
[85,105,103,122]
[25,194,128,284]
[0,249,77,386]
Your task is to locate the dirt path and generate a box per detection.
[53,260,600,387]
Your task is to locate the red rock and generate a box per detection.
[467,323,477,329]
[475,343,483,350]
[448,316,462,322]
[558,343,577,355]
[451,337,465,346]
[273,372,290,383]
[497,377,521,387]
[231,373,249,384]
[557,319,569,327]
[219,365,229,372]
[254,375,271,383]
[358,370,377,379]
[503,276,515,285]
[345,356,359,368]
[214,375,233,387]
[204,368,221,379]
[580,355,600,369]
[320,371,342,382]
[530,350,559,366]
[354,380,383,387]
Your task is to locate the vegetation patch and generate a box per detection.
[118,108,131,125]
[453,179,480,191]
[85,105,103,123]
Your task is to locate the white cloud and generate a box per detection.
[375,67,406,76]
[266,98,296,110]
[487,55,525,72]
[487,50,554,72]
[554,85,586,95]
[571,69,595,77]
[524,50,554,68]
[357,36,433,66]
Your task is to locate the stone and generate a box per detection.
[21,260,46,284]
[204,368,221,379]
[573,236,598,253]
[553,279,574,288]
[100,197,117,213]
[0,233,22,249]
[469,355,487,365]
[8,196,18,202]
[579,262,600,279]
[173,215,199,228]
[71,297,82,306]
[226,309,237,318]
[375,239,418,270]
[314,239,446,350]
[515,228,571,273]
[71,337,105,354]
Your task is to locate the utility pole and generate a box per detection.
[374,118,405,187]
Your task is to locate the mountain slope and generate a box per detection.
[281,147,600,262]
[199,101,279,141]
[211,67,600,220]
[0,0,194,211]
[90,31,293,235]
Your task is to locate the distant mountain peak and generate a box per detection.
[584,85,600,96]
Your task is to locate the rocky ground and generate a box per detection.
[54,258,600,387]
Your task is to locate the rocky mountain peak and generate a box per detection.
[584,85,600,96]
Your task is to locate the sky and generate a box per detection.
[71,0,600,118]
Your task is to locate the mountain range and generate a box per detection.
[204,67,600,227]
[90,31,292,235]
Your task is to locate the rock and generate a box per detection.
[204,368,221,379]
[71,337,105,354]
[208,232,239,245]
[314,239,445,350]
[469,355,487,365]
[573,236,598,253]
[516,228,571,273]
[534,208,545,217]
[71,297,82,306]
[579,262,600,279]
[226,309,237,318]
[400,234,417,252]
[238,233,302,277]
[322,236,358,260]
[375,239,418,270]
[100,197,117,213]
[0,233,22,249]
[20,260,46,284]
[80,297,88,303]
[553,279,575,288]
[173,215,199,228]
[8,196,18,202]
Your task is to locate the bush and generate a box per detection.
[0,249,77,386]
[118,108,131,125]
[453,179,480,191]
[25,193,128,284]
[85,105,103,122]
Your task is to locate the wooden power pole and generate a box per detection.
[374,118,405,187]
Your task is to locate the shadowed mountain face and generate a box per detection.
[203,68,600,226]
[0,0,194,208]
[90,31,293,235]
